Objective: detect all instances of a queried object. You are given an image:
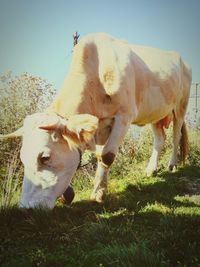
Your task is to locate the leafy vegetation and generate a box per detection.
[0,72,200,266]
[0,71,55,133]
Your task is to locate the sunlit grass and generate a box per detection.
[139,202,171,215]
[0,128,200,266]
[174,194,200,206]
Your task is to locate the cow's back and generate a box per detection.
[129,44,191,124]
[130,44,181,77]
[49,33,191,125]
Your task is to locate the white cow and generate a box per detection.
[0,33,192,208]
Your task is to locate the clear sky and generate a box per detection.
[0,0,199,90]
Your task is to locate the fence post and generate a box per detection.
[195,83,199,123]
[73,31,80,47]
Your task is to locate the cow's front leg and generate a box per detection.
[91,160,109,203]
[102,114,131,164]
[91,114,131,202]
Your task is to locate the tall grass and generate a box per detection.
[0,144,23,207]
[0,126,199,207]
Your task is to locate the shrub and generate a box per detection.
[188,128,200,166]
[0,71,56,162]
[0,71,55,133]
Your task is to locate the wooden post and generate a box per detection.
[73,31,80,47]
[195,83,199,123]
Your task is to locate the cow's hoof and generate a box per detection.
[61,186,75,205]
[168,164,177,172]
[146,168,156,177]
[90,190,105,203]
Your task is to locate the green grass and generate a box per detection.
[0,128,200,267]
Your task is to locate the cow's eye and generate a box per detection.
[38,152,51,165]
[51,132,61,142]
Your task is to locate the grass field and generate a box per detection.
[0,127,200,267]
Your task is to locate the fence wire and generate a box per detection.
[187,83,200,129]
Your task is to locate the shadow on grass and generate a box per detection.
[0,165,200,267]
[66,165,200,266]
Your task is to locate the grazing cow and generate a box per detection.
[0,33,192,208]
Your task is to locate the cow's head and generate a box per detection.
[1,113,98,209]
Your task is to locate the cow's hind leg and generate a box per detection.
[169,59,191,170]
[168,116,188,171]
[146,123,166,177]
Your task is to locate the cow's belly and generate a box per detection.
[132,86,176,126]
[133,106,172,126]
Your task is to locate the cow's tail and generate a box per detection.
[180,121,189,164]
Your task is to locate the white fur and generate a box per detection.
[19,113,80,208]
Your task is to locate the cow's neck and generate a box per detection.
[48,73,92,118]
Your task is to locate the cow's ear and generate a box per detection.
[39,115,60,131]
[63,114,99,145]
[39,114,98,147]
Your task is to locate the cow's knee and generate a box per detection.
[101,152,115,167]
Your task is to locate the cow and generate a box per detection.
[0,33,192,208]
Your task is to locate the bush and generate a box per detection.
[188,128,200,166]
[0,71,56,159]
[0,71,55,134]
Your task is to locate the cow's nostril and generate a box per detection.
[41,156,50,164]
[38,152,51,165]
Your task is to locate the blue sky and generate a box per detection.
[0,0,199,90]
